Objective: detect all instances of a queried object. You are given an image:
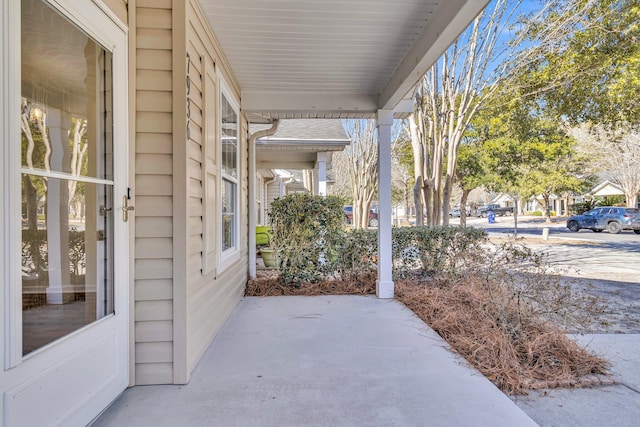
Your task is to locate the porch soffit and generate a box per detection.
[198,0,490,122]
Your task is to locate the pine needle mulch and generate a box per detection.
[395,277,611,394]
[246,270,376,296]
[246,271,612,395]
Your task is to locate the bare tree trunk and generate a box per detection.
[408,0,524,227]
[412,179,423,225]
[403,177,410,223]
[512,193,519,238]
[459,189,470,227]
[542,194,552,223]
[343,119,378,229]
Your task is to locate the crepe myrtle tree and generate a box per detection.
[408,0,540,226]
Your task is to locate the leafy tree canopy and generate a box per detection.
[519,0,640,129]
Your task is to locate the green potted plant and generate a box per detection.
[256,227,278,269]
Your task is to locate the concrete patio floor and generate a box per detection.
[93,295,536,426]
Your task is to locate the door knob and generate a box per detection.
[122,195,135,222]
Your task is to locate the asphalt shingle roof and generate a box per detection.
[251,119,350,142]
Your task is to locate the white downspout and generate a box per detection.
[248,120,279,279]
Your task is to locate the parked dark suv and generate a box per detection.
[343,205,379,227]
[566,206,640,234]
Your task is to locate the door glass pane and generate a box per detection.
[21,177,114,355]
[21,0,114,356]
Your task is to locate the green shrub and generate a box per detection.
[601,195,625,206]
[525,211,543,216]
[335,228,377,281]
[268,199,488,284]
[269,193,345,285]
[391,226,487,279]
[569,200,598,215]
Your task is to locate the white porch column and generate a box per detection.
[249,135,257,279]
[315,152,328,197]
[312,169,319,195]
[376,109,394,298]
[46,108,73,304]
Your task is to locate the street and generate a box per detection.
[459,215,640,244]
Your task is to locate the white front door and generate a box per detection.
[1,1,129,425]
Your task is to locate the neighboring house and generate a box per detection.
[587,180,640,208]
[489,194,516,209]
[0,1,489,424]
[256,168,312,224]
[254,119,350,229]
[588,180,625,199]
[524,194,561,214]
[522,180,637,215]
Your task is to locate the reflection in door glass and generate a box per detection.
[21,0,114,355]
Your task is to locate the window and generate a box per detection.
[220,92,238,253]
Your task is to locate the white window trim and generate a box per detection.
[201,55,218,276]
[217,76,241,273]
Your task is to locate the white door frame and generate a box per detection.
[1,1,129,425]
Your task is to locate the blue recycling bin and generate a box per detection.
[487,211,496,224]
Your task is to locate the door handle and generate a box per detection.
[122,195,135,222]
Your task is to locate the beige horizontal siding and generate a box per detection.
[135,259,173,280]
[137,28,172,50]
[135,196,173,217]
[136,133,172,154]
[181,0,249,377]
[188,216,202,236]
[135,238,173,259]
[188,196,203,216]
[136,217,172,238]
[135,320,173,342]
[137,112,172,133]
[137,70,172,91]
[138,0,170,9]
[187,255,202,277]
[137,91,172,112]
[187,236,202,258]
[135,300,173,321]
[135,279,173,301]
[188,178,202,198]
[133,1,176,387]
[136,175,173,196]
[136,153,172,174]
[131,0,250,386]
[136,8,171,29]
[187,158,202,180]
[135,342,173,363]
[135,363,172,385]
[137,49,172,71]
[188,140,202,162]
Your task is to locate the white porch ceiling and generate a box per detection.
[199,0,489,122]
